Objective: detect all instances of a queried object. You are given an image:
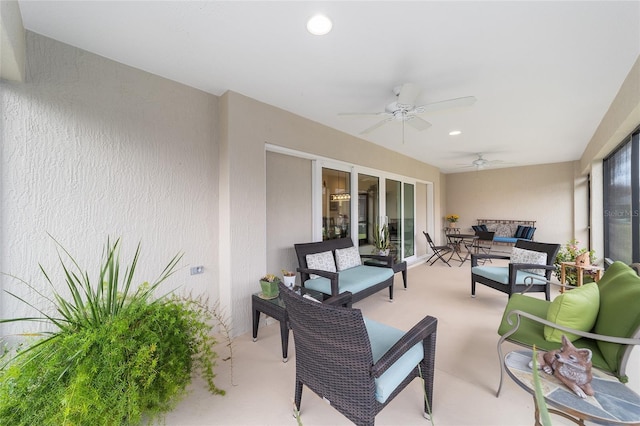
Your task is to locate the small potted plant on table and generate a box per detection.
[259,274,281,299]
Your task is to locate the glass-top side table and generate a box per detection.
[504,350,640,425]
[252,286,323,362]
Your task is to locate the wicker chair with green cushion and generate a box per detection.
[279,282,438,426]
[496,261,640,397]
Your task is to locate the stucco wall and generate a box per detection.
[445,162,575,246]
[222,91,445,334]
[0,32,219,334]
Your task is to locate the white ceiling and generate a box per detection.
[17,1,640,173]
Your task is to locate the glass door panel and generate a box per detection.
[404,182,415,257]
[386,179,402,261]
[322,168,351,240]
[358,174,379,253]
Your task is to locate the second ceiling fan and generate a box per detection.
[339,83,476,142]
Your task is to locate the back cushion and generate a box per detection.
[515,225,528,239]
[544,282,600,342]
[510,247,547,275]
[525,227,536,240]
[594,261,640,371]
[306,251,337,279]
[335,246,362,271]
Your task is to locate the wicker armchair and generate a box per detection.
[279,283,437,426]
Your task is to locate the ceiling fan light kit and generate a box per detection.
[339,83,475,143]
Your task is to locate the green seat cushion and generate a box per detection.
[544,282,599,343]
[498,293,610,373]
[594,261,640,373]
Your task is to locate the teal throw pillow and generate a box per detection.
[544,282,599,343]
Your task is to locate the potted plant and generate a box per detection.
[0,237,225,425]
[281,269,296,289]
[259,274,280,299]
[373,223,390,255]
[553,239,597,285]
[445,214,459,228]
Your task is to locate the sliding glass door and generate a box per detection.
[321,168,351,240]
[318,164,418,262]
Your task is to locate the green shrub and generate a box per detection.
[0,237,224,425]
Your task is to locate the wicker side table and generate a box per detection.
[252,287,322,362]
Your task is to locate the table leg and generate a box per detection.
[280,320,289,362]
[401,267,407,289]
[577,269,584,287]
[252,308,260,342]
[560,263,567,293]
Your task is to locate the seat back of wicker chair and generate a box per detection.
[279,283,377,420]
[513,240,561,280]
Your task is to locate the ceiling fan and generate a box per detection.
[457,153,506,170]
[339,83,476,142]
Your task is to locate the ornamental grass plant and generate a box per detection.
[0,237,224,425]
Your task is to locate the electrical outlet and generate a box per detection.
[190,266,204,275]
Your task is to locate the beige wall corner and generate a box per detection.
[581,56,640,172]
[0,0,25,82]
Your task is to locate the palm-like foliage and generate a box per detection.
[0,237,223,425]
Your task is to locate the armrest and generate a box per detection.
[323,291,352,308]
[521,275,578,294]
[471,253,510,267]
[502,309,640,346]
[360,254,393,267]
[370,316,438,378]
[508,263,554,283]
[296,267,340,296]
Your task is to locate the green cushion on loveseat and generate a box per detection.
[497,293,610,372]
[594,261,640,372]
[544,282,599,343]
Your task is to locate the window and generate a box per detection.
[603,128,640,263]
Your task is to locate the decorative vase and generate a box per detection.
[449,222,456,228]
[260,280,279,299]
[575,252,590,266]
[378,248,390,256]
[282,274,296,289]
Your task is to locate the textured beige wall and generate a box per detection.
[1,33,219,334]
[445,162,575,245]
[266,152,312,283]
[223,91,445,334]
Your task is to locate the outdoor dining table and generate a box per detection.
[445,233,478,266]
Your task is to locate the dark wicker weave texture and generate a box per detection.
[279,283,437,426]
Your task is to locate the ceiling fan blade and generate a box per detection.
[397,83,421,106]
[406,116,432,131]
[360,117,393,135]
[416,96,477,114]
[338,111,389,118]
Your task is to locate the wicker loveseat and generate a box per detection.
[295,238,395,303]
[496,261,640,396]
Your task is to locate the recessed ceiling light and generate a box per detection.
[449,130,462,136]
[307,14,332,35]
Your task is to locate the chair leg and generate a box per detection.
[294,379,303,411]
[496,337,505,397]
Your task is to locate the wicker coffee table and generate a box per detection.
[252,287,323,362]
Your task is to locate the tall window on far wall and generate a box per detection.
[603,129,640,263]
[322,168,351,240]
